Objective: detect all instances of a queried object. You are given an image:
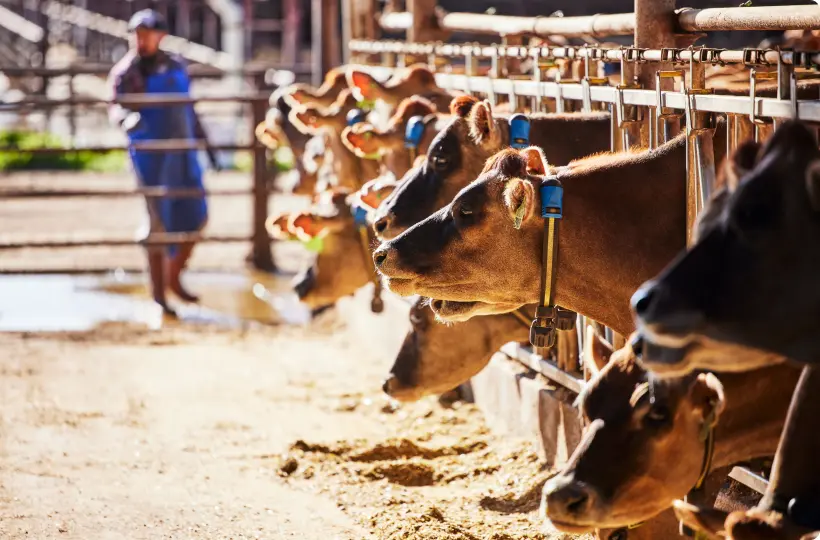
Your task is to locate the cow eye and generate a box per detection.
[644,404,671,428]
[609,529,627,540]
[431,154,449,171]
[409,310,426,327]
[459,204,473,217]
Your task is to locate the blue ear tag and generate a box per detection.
[346,108,367,127]
[509,114,531,149]
[351,203,369,227]
[540,177,563,219]
[404,116,425,149]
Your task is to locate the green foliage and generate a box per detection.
[0,130,127,172]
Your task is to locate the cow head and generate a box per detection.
[342,96,439,178]
[285,68,349,109]
[347,64,440,109]
[542,339,726,532]
[371,96,515,240]
[382,298,530,402]
[288,89,363,136]
[632,121,820,366]
[373,146,548,312]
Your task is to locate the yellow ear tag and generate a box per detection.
[303,235,325,254]
[513,201,526,230]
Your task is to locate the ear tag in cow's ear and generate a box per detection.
[404,116,425,150]
[346,108,368,127]
[540,177,564,219]
[509,114,531,150]
[356,99,375,111]
[513,201,526,230]
[351,204,370,227]
[302,235,325,254]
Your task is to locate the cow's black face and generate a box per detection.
[634,121,820,366]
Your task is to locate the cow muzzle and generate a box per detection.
[542,475,602,533]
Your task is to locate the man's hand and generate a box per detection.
[207,149,222,172]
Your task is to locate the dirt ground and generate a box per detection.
[0,172,583,539]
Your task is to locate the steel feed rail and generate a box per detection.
[350,40,820,67]
[356,65,820,121]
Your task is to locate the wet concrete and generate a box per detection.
[0,270,312,332]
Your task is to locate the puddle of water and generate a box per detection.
[0,270,312,332]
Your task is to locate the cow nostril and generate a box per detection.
[565,491,589,515]
[374,251,388,267]
[631,285,655,316]
[382,376,396,395]
[431,299,443,311]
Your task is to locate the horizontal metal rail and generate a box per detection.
[359,65,820,122]
[349,40,819,67]
[0,234,258,250]
[379,5,820,38]
[0,5,44,43]
[0,141,257,153]
[0,92,270,111]
[0,188,254,199]
[729,466,768,495]
[501,342,584,394]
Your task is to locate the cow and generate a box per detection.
[284,67,350,110]
[630,121,820,538]
[342,95,447,179]
[373,126,728,335]
[289,89,382,191]
[371,97,613,240]
[541,332,798,533]
[347,64,453,112]
[383,297,532,401]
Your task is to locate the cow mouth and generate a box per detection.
[544,518,596,534]
[429,300,522,322]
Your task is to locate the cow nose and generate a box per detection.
[373,247,390,268]
[382,375,402,395]
[544,479,598,522]
[631,282,657,318]
[374,214,392,235]
[293,267,316,299]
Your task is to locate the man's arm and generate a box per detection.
[108,58,144,131]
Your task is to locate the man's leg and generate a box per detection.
[168,241,199,303]
[148,247,176,316]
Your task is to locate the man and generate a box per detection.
[108,9,218,316]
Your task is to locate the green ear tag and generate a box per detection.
[303,235,325,254]
[513,202,527,230]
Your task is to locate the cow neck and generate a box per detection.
[328,131,379,189]
[552,135,688,336]
[710,364,799,468]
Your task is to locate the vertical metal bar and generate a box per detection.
[311,0,341,87]
[68,72,76,144]
[635,0,676,146]
[251,99,276,272]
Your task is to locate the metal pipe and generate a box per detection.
[0,141,257,153]
[0,234,256,250]
[0,188,255,199]
[380,6,820,38]
[677,5,820,32]
[0,92,271,111]
[381,11,635,38]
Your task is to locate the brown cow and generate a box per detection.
[347,64,452,111]
[541,335,798,533]
[383,298,531,401]
[284,67,349,110]
[373,130,727,335]
[342,96,446,179]
[371,96,612,240]
[289,89,381,191]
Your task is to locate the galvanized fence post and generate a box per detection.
[250,97,276,272]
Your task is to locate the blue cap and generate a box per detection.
[128,9,168,32]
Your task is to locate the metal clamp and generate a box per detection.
[581,76,608,113]
[743,48,770,66]
[624,47,648,64]
[661,47,681,64]
[653,70,686,149]
[749,69,777,125]
[789,71,820,120]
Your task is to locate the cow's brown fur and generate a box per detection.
[347,64,446,109]
[286,68,350,109]
[540,338,798,532]
[372,97,612,240]
[383,298,531,402]
[342,96,443,179]
[375,128,727,334]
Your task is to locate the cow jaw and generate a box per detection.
[429,299,523,322]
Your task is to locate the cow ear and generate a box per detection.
[358,178,396,209]
[342,125,393,158]
[584,325,613,376]
[503,178,535,230]
[718,140,760,191]
[266,213,298,241]
[391,96,436,126]
[689,373,726,426]
[449,95,479,118]
[347,70,382,101]
[805,159,820,212]
[673,501,729,539]
[289,213,346,241]
[468,100,499,146]
[520,146,548,175]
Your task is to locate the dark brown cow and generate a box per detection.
[541,336,798,533]
[371,97,612,240]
